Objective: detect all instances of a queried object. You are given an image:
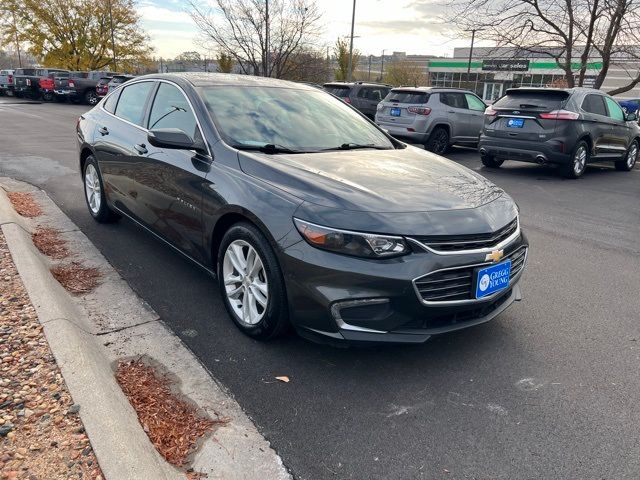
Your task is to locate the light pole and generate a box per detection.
[467,29,478,74]
[265,0,270,77]
[11,10,22,68]
[380,49,386,81]
[107,0,117,71]
[347,0,356,82]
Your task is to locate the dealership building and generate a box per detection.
[426,47,640,102]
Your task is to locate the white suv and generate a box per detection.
[375,87,487,154]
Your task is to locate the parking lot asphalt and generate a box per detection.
[2,98,639,479]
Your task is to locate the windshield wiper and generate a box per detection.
[232,143,304,154]
[321,143,393,151]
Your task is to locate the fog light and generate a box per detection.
[331,298,391,333]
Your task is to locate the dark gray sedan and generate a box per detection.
[77,72,528,344]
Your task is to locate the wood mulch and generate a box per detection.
[115,359,225,472]
[50,262,101,295]
[6,192,42,218]
[31,228,70,260]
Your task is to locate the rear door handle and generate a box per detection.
[98,126,109,135]
[134,144,148,155]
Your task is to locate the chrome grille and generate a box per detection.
[414,246,528,304]
[412,218,518,252]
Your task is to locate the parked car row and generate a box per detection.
[324,81,640,178]
[0,68,136,105]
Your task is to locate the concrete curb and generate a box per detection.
[0,178,291,480]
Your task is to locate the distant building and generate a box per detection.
[425,46,640,102]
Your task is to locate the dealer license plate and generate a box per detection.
[475,260,511,299]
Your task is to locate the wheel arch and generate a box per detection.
[576,134,593,154]
[79,147,94,178]
[209,207,281,268]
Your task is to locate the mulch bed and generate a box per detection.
[50,262,101,295]
[31,228,70,260]
[0,233,103,479]
[115,360,225,470]
[6,192,42,218]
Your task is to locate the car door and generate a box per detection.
[580,94,612,156]
[130,81,210,262]
[440,92,468,140]
[93,81,155,217]
[357,86,388,117]
[604,96,632,154]
[463,93,487,142]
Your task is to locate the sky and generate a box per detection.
[137,0,478,59]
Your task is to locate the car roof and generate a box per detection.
[389,86,476,94]
[324,81,391,88]
[132,72,318,91]
[504,87,598,95]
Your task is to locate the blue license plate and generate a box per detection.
[390,107,401,117]
[507,118,524,128]
[475,260,511,299]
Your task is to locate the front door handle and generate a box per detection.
[98,126,109,135]
[134,143,148,155]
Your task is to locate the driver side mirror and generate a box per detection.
[625,112,638,122]
[147,128,206,153]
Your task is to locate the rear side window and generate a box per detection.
[494,90,569,110]
[325,85,352,97]
[605,97,625,121]
[103,91,119,113]
[114,81,153,126]
[440,92,467,109]
[387,90,429,104]
[465,93,486,111]
[582,94,607,116]
[357,87,389,101]
[148,83,198,137]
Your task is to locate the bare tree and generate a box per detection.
[334,37,360,81]
[384,61,429,87]
[188,0,322,78]
[449,0,640,94]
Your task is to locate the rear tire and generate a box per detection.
[563,140,589,179]
[615,140,638,171]
[83,156,119,223]
[42,92,54,102]
[425,127,450,154]
[481,156,504,168]
[84,90,99,106]
[217,223,289,340]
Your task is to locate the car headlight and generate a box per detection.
[293,218,409,258]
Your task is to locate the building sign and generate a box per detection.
[482,60,530,71]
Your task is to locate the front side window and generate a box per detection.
[114,81,153,126]
[465,94,486,111]
[605,97,625,121]
[201,86,394,152]
[148,83,198,137]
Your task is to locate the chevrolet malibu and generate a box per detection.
[77,73,528,344]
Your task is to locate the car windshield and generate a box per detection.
[200,86,394,152]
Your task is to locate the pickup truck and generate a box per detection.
[54,71,112,105]
[14,68,68,100]
[40,71,70,101]
[0,69,15,96]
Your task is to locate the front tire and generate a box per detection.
[615,140,638,171]
[564,140,589,178]
[217,223,289,340]
[481,155,504,168]
[83,156,119,223]
[425,127,450,154]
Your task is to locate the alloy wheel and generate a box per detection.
[222,240,269,325]
[627,143,638,169]
[87,92,98,105]
[84,164,102,214]
[573,145,587,175]
[431,130,448,154]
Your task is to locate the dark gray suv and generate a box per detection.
[323,82,391,118]
[478,87,640,178]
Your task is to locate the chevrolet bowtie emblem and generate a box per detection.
[485,249,504,263]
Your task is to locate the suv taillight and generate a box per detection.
[69,80,75,88]
[8,75,12,84]
[539,109,579,120]
[484,105,498,116]
[408,106,431,116]
[342,96,351,104]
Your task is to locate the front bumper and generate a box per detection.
[280,231,529,344]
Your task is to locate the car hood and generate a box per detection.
[239,145,505,213]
